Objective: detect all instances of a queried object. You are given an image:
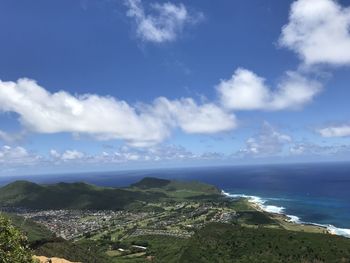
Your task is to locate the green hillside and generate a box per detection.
[1,212,53,243]
[0,213,111,263]
[101,222,350,262]
[0,180,164,210]
[33,238,112,263]
[0,177,219,210]
[0,215,33,263]
[131,177,171,189]
[2,178,350,262]
[179,223,350,263]
[131,177,221,199]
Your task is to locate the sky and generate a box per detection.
[0,0,350,175]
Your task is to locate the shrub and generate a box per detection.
[0,215,33,263]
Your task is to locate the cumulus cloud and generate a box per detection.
[278,0,350,138]
[0,130,25,144]
[0,143,223,169]
[280,0,350,66]
[289,143,328,155]
[48,144,223,165]
[0,130,12,142]
[290,142,350,156]
[125,0,203,43]
[217,68,322,111]
[150,97,237,134]
[317,125,350,137]
[0,145,41,165]
[108,144,197,162]
[238,122,292,156]
[50,149,85,161]
[236,122,350,158]
[0,78,236,147]
[0,78,169,147]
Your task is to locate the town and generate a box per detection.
[1,200,238,241]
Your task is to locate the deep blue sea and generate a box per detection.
[1,162,350,236]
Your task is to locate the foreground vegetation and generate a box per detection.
[0,215,33,263]
[181,223,350,263]
[1,212,53,243]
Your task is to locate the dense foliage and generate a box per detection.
[0,180,166,210]
[0,215,33,263]
[2,212,53,243]
[0,178,219,210]
[0,213,111,263]
[131,177,171,188]
[34,238,112,263]
[124,235,187,263]
[180,223,350,263]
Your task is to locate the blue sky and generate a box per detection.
[0,0,350,175]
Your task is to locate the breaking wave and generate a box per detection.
[222,190,350,238]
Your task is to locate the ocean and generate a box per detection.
[1,162,350,237]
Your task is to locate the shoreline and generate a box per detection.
[222,190,350,239]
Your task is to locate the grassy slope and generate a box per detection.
[0,180,166,210]
[34,238,112,263]
[1,212,53,243]
[130,177,221,200]
[130,177,220,194]
[0,213,106,262]
[180,223,350,263]
[0,177,222,263]
[0,178,219,210]
[130,178,171,189]
[108,221,350,263]
[121,235,187,263]
[5,178,350,262]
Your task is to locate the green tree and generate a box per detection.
[0,215,33,263]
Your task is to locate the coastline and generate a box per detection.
[222,190,350,239]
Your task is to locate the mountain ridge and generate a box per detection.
[0,177,220,210]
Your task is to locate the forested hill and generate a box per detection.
[0,177,221,210]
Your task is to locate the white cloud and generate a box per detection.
[289,143,324,155]
[0,78,236,147]
[61,150,85,161]
[217,68,322,111]
[0,78,169,147]
[290,142,350,156]
[49,150,61,158]
[289,144,306,155]
[317,125,350,137]
[48,144,223,165]
[0,130,11,142]
[280,0,350,66]
[125,0,202,43]
[217,68,269,110]
[102,145,193,163]
[50,149,85,162]
[0,130,25,143]
[279,0,350,140]
[239,122,292,156]
[0,130,26,144]
[1,144,203,168]
[0,145,41,165]
[113,144,197,162]
[150,97,237,134]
